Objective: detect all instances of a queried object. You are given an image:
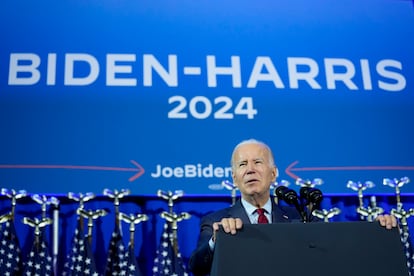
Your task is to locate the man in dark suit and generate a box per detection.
[188,138,397,276]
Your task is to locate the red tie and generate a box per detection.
[257,208,269,224]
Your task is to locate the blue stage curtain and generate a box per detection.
[1,194,414,275]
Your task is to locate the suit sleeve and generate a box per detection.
[188,213,218,276]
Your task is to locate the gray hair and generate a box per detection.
[230,138,275,169]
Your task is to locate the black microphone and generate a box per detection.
[275,185,289,201]
[300,187,323,205]
[275,186,307,222]
[282,188,299,205]
[300,187,323,221]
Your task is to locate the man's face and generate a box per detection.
[231,143,277,197]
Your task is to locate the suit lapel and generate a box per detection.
[228,199,251,224]
[272,199,291,222]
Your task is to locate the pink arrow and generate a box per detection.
[0,160,145,182]
[285,160,414,180]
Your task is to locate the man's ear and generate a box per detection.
[273,168,279,180]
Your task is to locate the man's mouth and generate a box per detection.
[245,179,259,184]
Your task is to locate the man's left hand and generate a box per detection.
[376,214,397,229]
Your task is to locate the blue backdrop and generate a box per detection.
[1,0,413,195]
[1,2,414,275]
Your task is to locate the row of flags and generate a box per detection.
[0,220,54,276]
[2,177,414,276]
[0,189,190,276]
[347,177,414,275]
[0,217,188,276]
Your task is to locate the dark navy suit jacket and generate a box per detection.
[188,197,302,276]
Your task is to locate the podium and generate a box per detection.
[211,221,409,276]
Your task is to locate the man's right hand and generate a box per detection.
[212,218,243,242]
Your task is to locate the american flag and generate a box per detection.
[152,223,188,276]
[63,220,99,276]
[104,223,143,276]
[400,226,414,275]
[104,224,126,275]
[22,230,53,276]
[0,221,22,275]
[122,243,143,276]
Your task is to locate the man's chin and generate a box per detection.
[246,189,262,197]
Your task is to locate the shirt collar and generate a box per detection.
[241,197,272,215]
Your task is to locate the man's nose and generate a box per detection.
[246,163,256,172]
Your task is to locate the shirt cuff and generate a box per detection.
[209,236,215,251]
